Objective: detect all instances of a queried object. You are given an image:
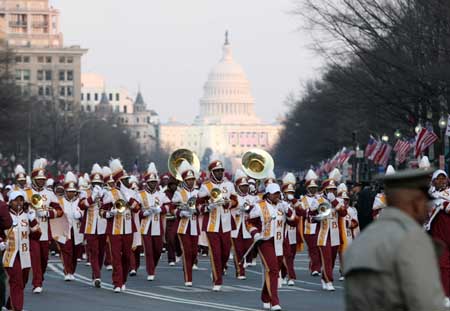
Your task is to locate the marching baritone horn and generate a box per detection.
[168,148,200,181]
[241,148,274,180]
[178,197,197,214]
[312,201,332,221]
[30,194,45,213]
[114,199,128,215]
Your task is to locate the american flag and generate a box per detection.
[368,140,383,160]
[378,144,392,167]
[365,136,377,157]
[414,127,438,158]
[373,143,388,164]
[393,139,412,164]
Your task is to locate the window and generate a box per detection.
[67,86,73,97]
[38,56,44,63]
[86,105,91,112]
[59,70,65,81]
[23,70,30,81]
[81,93,84,100]
[23,56,30,63]
[87,93,91,101]
[67,70,73,81]
[115,106,119,113]
[37,70,43,81]
[94,93,98,101]
[109,93,113,101]
[124,106,127,113]
[67,57,73,63]
[45,70,52,81]
[45,56,52,63]
[15,70,21,80]
[45,86,51,96]
[136,131,140,138]
[81,105,85,112]
[38,86,44,96]
[59,56,65,63]
[136,117,139,123]
[147,117,150,123]
[59,86,65,96]
[116,93,120,101]
[15,56,22,63]
[67,102,73,111]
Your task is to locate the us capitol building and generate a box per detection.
[160,33,282,168]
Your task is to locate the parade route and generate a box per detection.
[24,253,344,311]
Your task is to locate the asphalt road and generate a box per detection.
[22,252,344,311]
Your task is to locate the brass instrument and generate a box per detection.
[168,149,200,181]
[178,197,197,214]
[312,201,332,221]
[114,199,128,215]
[210,188,224,204]
[241,148,274,180]
[30,194,45,213]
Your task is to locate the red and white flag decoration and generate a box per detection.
[414,127,438,158]
[393,139,412,164]
[372,143,392,167]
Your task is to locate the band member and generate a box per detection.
[246,183,286,311]
[26,158,63,294]
[313,169,347,291]
[13,165,28,191]
[79,164,108,287]
[57,172,84,281]
[428,169,450,302]
[297,169,322,276]
[129,175,142,276]
[246,178,259,267]
[164,176,181,266]
[230,169,254,280]
[372,165,395,219]
[3,191,40,311]
[102,166,114,271]
[280,172,301,286]
[138,163,170,281]
[172,160,200,286]
[197,160,237,291]
[101,159,139,293]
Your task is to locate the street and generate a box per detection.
[24,252,344,311]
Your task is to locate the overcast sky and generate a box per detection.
[54,0,323,123]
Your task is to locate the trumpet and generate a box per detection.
[312,201,332,221]
[114,199,128,215]
[30,194,45,213]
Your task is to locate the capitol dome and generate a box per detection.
[197,32,260,125]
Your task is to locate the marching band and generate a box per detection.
[0,148,368,311]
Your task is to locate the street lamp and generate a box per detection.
[394,129,402,139]
[381,134,389,142]
[439,115,447,130]
[439,114,447,164]
[415,122,422,134]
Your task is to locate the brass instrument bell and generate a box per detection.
[30,194,44,212]
[168,149,200,181]
[241,149,274,180]
[114,199,128,214]
[312,201,332,221]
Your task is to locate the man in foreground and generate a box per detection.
[344,168,447,311]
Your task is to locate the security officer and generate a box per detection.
[343,168,446,311]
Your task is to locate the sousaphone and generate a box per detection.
[241,148,274,180]
[168,148,200,181]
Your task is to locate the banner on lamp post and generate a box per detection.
[440,155,445,170]
[446,115,450,136]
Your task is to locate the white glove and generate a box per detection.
[208,203,217,211]
[105,211,114,219]
[27,210,36,222]
[143,210,152,217]
[327,192,336,202]
[120,183,135,202]
[79,191,87,200]
[73,210,82,220]
[253,232,262,242]
[0,242,7,251]
[151,207,162,214]
[37,210,48,218]
[180,210,191,218]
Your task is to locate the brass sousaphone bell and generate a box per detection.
[241,148,274,180]
[168,148,200,181]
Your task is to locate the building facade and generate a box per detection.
[0,0,87,111]
[160,33,282,168]
[81,73,160,154]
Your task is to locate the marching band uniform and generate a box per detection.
[172,160,200,286]
[78,164,108,287]
[297,170,322,276]
[137,163,171,281]
[129,175,143,276]
[102,166,114,271]
[197,160,237,291]
[101,159,139,293]
[429,169,450,301]
[372,165,395,220]
[246,183,285,311]
[3,191,40,311]
[164,176,181,266]
[312,169,347,291]
[280,173,301,285]
[230,169,255,280]
[26,158,63,294]
[57,172,84,281]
